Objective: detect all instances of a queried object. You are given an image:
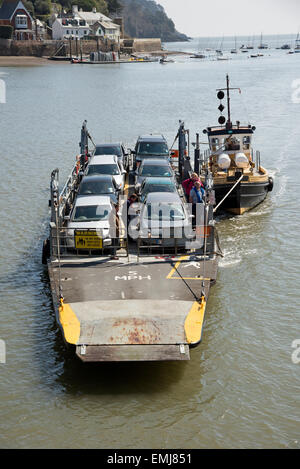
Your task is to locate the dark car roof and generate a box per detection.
[137,135,167,143]
[141,158,170,166]
[95,143,122,148]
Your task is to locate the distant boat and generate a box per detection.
[231,36,238,54]
[190,53,206,59]
[240,45,249,53]
[258,33,268,49]
[191,39,207,59]
[281,44,291,50]
[294,33,300,53]
[217,54,230,61]
[159,56,174,64]
[216,35,225,55]
[246,35,254,49]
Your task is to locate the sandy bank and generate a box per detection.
[0,56,54,67]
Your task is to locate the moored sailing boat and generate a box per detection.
[201,75,273,215]
[294,33,300,53]
[258,33,268,49]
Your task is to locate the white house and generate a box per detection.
[51,6,120,42]
[52,17,90,39]
[90,20,120,43]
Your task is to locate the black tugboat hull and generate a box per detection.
[214,180,271,215]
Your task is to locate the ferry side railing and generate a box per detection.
[50,225,129,259]
[136,229,215,259]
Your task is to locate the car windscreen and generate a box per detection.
[79,180,114,195]
[95,146,121,157]
[140,165,172,177]
[144,203,185,221]
[73,205,111,222]
[87,164,120,176]
[137,142,169,155]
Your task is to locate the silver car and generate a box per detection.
[86,154,126,190]
[65,196,118,250]
[135,158,175,189]
[137,192,195,247]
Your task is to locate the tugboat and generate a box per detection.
[201,75,273,215]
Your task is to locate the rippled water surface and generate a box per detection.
[0,37,300,448]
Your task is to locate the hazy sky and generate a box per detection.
[157,0,300,37]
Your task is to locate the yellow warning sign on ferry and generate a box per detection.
[75,230,103,249]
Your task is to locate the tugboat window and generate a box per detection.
[243,136,251,150]
[211,138,219,150]
[225,137,240,151]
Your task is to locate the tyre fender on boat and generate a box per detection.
[268,176,274,192]
[42,239,50,265]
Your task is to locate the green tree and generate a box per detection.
[95,0,109,15]
[107,0,122,15]
[35,0,51,15]
[23,0,35,16]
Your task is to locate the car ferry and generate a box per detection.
[43,121,220,362]
[201,75,273,215]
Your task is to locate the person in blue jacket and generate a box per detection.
[189,181,205,227]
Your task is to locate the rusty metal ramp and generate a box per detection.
[49,254,218,362]
[68,299,191,361]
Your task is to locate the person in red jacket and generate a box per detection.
[182,173,203,198]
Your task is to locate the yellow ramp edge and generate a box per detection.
[58,301,80,345]
[184,298,206,345]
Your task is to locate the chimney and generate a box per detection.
[92,7,97,13]
[72,5,78,15]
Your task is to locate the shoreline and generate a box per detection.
[0,56,53,66]
[0,51,191,67]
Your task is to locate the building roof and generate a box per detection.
[0,0,19,19]
[77,11,111,23]
[0,0,32,20]
[98,21,119,30]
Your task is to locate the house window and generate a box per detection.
[15,15,28,29]
[84,30,88,35]
[66,30,69,34]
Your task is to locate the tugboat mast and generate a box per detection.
[217,74,240,129]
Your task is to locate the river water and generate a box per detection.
[0,36,300,449]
